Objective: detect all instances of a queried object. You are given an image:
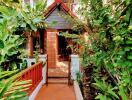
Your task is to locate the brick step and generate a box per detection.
[48,78,68,84]
[48,73,68,78]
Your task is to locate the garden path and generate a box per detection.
[35,84,76,100]
[35,60,76,100]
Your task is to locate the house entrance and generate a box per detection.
[58,35,71,61]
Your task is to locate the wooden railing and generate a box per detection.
[11,61,45,95]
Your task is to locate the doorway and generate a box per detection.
[58,35,71,61]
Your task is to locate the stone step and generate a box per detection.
[48,78,68,84]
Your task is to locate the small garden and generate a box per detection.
[0,0,131,100]
[76,0,132,100]
[0,0,46,99]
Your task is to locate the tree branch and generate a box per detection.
[115,0,125,11]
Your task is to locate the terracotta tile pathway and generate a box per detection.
[35,59,76,100]
[35,84,76,100]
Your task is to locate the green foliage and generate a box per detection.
[76,72,82,84]
[0,0,45,99]
[60,32,81,54]
[79,0,132,99]
[34,51,39,62]
[0,70,18,80]
[93,79,119,100]
[0,0,47,70]
[18,0,47,31]
[0,71,31,100]
[80,43,94,68]
[0,2,24,70]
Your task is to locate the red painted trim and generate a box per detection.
[55,0,62,3]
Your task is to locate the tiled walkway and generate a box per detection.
[35,60,76,100]
[35,84,76,100]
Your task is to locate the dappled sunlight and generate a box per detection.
[56,61,68,73]
[48,61,69,77]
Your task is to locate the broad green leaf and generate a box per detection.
[33,17,41,23]
[95,94,107,100]
[0,79,14,97]
[21,23,26,28]
[0,40,4,48]
[30,24,37,31]
[126,40,132,44]
[125,0,131,5]
[128,56,132,60]
[118,87,129,100]
[107,88,119,99]
[124,8,131,22]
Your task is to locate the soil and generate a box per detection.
[82,65,96,100]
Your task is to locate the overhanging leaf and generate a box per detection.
[0,40,4,49]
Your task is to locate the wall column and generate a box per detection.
[28,33,33,58]
[46,29,58,68]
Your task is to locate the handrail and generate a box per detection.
[9,61,46,95]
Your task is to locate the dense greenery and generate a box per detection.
[79,0,132,100]
[0,0,131,99]
[0,71,30,100]
[0,0,46,99]
[0,0,46,71]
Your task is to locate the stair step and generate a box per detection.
[48,78,68,84]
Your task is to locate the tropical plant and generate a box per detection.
[76,72,82,84]
[0,2,25,70]
[0,0,45,99]
[16,0,47,32]
[79,0,132,99]
[0,0,47,70]
[60,32,83,54]
[93,79,119,100]
[0,71,31,100]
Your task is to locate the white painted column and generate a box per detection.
[71,55,80,80]
[39,54,47,84]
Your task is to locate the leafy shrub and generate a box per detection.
[79,0,132,99]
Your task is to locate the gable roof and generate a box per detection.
[45,0,89,32]
[45,0,77,19]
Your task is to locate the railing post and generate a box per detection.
[68,56,71,85]
[9,61,45,95]
[40,62,43,81]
